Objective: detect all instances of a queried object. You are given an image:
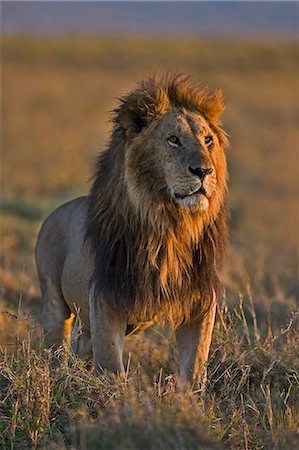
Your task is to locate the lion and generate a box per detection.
[35,74,229,387]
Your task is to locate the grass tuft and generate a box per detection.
[0,296,298,449]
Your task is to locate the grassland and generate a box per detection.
[0,36,298,449]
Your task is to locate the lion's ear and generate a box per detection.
[116,88,170,138]
[200,89,225,125]
[117,94,149,136]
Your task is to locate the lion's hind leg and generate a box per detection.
[41,281,74,351]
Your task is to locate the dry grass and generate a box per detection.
[1,36,298,449]
[1,297,298,449]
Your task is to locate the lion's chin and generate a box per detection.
[176,193,209,212]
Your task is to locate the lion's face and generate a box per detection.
[153,108,220,213]
[118,76,228,218]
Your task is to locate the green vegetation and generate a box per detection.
[1,36,298,449]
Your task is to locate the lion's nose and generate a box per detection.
[188,166,213,180]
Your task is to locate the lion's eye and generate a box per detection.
[205,136,213,147]
[167,136,180,148]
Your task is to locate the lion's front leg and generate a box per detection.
[175,299,216,390]
[89,295,127,375]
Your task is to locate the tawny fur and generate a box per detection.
[36,74,229,381]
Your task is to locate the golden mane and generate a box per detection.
[86,75,229,327]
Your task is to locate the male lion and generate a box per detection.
[36,75,229,387]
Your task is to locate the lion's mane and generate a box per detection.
[86,75,229,327]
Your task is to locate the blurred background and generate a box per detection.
[1,1,298,348]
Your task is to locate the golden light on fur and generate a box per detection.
[86,74,229,326]
[36,74,229,383]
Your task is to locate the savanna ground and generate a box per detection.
[0,36,298,449]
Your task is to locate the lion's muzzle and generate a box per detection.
[188,166,213,181]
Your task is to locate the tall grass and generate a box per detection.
[1,295,298,449]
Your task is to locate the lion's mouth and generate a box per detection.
[174,186,206,200]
